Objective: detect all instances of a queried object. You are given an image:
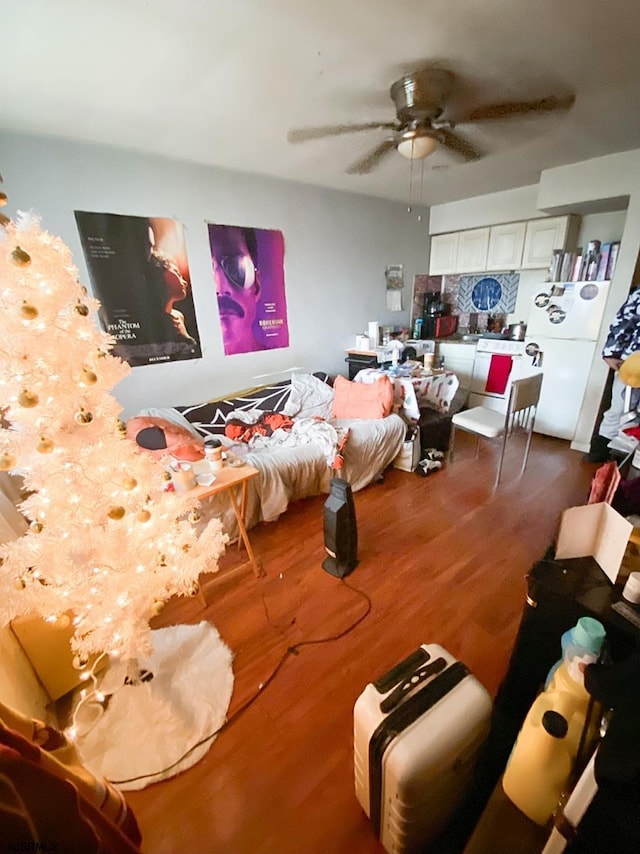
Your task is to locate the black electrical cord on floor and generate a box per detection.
[108,576,372,786]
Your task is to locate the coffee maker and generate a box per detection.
[421,292,445,339]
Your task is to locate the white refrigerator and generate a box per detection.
[520,281,610,440]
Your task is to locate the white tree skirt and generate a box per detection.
[74,622,234,791]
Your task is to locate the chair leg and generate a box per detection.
[521,423,534,474]
[495,430,509,487]
[448,424,456,463]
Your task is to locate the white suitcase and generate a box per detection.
[354,643,493,854]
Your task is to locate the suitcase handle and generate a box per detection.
[373,647,431,695]
[379,657,448,714]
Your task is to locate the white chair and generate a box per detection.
[449,373,543,487]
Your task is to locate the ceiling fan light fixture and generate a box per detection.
[395,131,439,161]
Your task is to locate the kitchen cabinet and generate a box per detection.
[457,228,490,273]
[429,232,459,275]
[521,215,579,269]
[486,222,526,270]
[430,228,488,274]
[436,341,476,391]
[429,215,580,275]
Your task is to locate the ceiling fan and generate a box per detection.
[287,68,575,174]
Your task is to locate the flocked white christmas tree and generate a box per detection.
[0,202,226,671]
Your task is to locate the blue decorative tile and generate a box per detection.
[457,273,520,314]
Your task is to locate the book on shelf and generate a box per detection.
[550,249,564,282]
[596,243,613,281]
[586,254,600,281]
[560,251,575,283]
[606,241,621,279]
[571,253,584,282]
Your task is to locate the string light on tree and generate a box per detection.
[0,200,227,674]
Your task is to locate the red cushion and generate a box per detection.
[331,375,393,419]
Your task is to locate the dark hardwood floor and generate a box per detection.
[126,432,596,854]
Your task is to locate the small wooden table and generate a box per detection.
[190,462,264,602]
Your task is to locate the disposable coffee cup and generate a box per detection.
[622,571,640,604]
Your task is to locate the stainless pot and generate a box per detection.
[506,322,527,341]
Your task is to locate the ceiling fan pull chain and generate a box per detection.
[408,143,415,213]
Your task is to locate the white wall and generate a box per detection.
[428,184,543,234]
[0,132,430,418]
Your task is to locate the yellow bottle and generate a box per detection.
[502,709,572,826]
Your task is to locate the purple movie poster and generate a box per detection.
[207,222,290,356]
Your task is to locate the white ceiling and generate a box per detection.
[4,0,640,207]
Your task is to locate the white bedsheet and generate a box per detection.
[197,413,406,540]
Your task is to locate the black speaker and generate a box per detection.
[322,477,358,578]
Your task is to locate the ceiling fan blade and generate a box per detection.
[346,139,396,174]
[287,122,397,143]
[438,129,483,161]
[460,94,575,123]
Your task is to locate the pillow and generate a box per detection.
[175,381,293,436]
[282,373,334,420]
[331,375,393,420]
[126,416,205,461]
[137,407,203,439]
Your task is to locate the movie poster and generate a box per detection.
[74,211,202,367]
[207,222,290,356]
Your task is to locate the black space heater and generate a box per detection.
[322,477,358,578]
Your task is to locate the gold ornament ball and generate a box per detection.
[0,453,17,471]
[152,601,164,616]
[72,654,89,671]
[0,213,10,228]
[81,369,98,385]
[37,437,55,454]
[117,420,127,435]
[29,520,43,533]
[56,614,71,629]
[20,302,39,320]
[0,191,7,206]
[11,246,31,267]
[108,506,126,520]
[74,409,93,424]
[123,476,138,490]
[188,509,201,523]
[74,303,90,317]
[18,390,39,408]
[137,509,151,523]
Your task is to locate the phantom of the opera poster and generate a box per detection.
[207,222,290,356]
[74,211,202,367]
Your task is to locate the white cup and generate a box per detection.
[171,463,197,492]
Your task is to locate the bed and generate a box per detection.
[128,373,407,539]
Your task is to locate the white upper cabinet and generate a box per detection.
[521,216,579,269]
[486,222,526,271]
[429,232,460,275]
[456,228,490,273]
[429,215,579,274]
